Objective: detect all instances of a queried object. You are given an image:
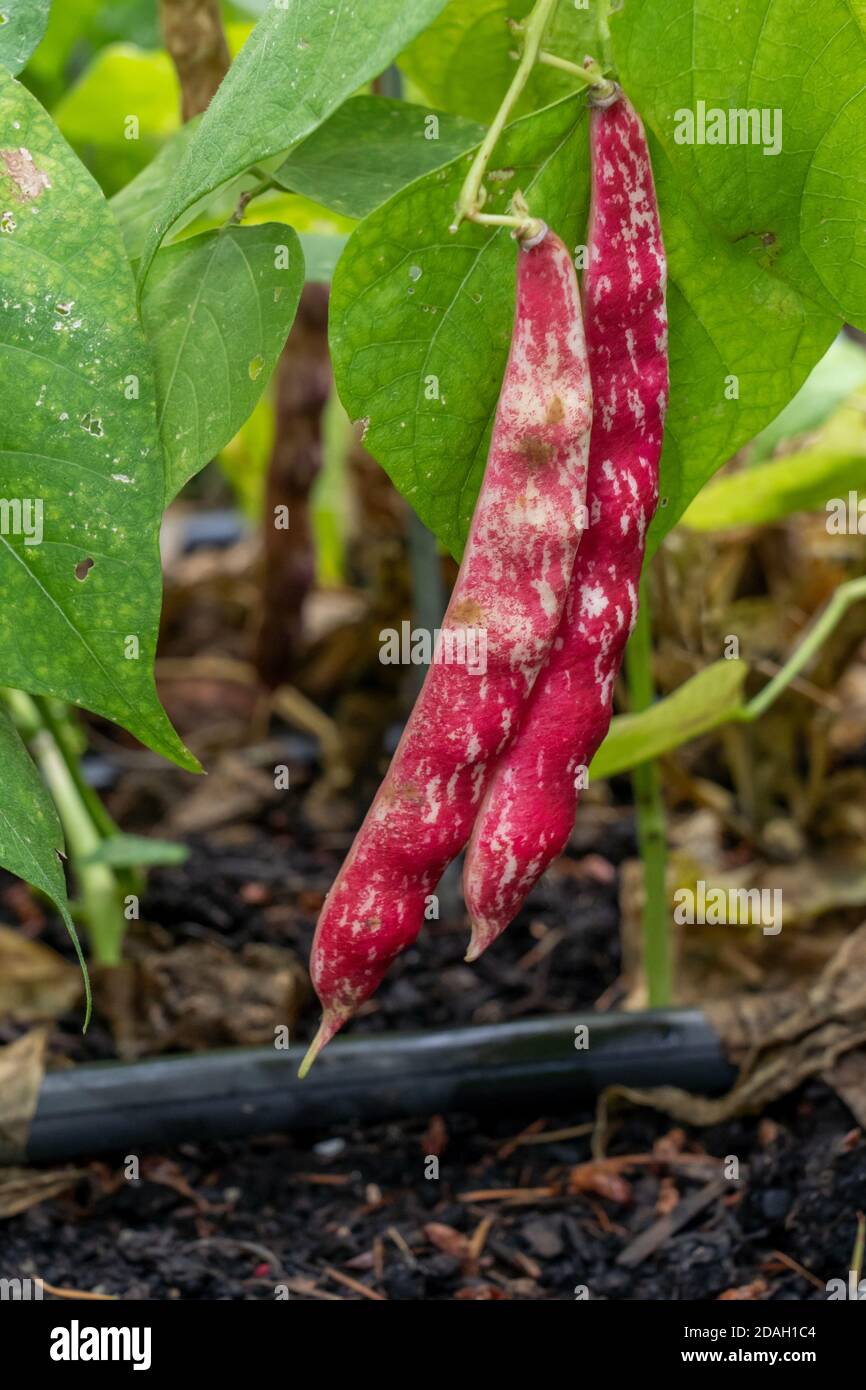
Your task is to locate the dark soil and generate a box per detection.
[3,1082,861,1301]
[1,755,863,1301]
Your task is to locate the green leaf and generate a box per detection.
[646,138,836,551]
[330,92,836,560]
[0,699,90,1025]
[141,223,304,499]
[274,95,484,220]
[683,388,866,531]
[109,118,201,262]
[399,0,599,123]
[0,0,50,75]
[590,661,749,780]
[138,0,452,287]
[331,95,590,557]
[748,336,866,463]
[82,833,189,869]
[612,0,866,327]
[112,131,350,283]
[0,72,196,771]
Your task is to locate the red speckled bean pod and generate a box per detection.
[463,89,668,960]
[300,228,593,1072]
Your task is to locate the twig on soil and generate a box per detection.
[496,1118,546,1159]
[467,1215,496,1263]
[508,1122,595,1149]
[35,1277,117,1301]
[516,928,565,970]
[586,1197,627,1236]
[290,1172,353,1185]
[189,1236,284,1278]
[762,1250,825,1292]
[386,1226,419,1266]
[616,1175,729,1269]
[458,1186,559,1204]
[488,1238,542,1280]
[323,1267,387,1301]
[283,1276,343,1301]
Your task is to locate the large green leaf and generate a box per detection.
[138,0,452,287]
[399,0,600,123]
[0,700,89,1020]
[111,124,350,283]
[273,95,484,220]
[0,702,67,917]
[331,94,590,555]
[747,336,866,463]
[590,661,749,780]
[329,93,836,560]
[0,72,196,770]
[612,0,866,327]
[646,137,836,550]
[109,119,201,262]
[141,223,304,500]
[0,0,50,75]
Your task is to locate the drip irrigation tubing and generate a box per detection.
[27,1009,736,1161]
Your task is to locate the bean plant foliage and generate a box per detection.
[331,0,861,558]
[0,0,863,988]
[0,0,51,78]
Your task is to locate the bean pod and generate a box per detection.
[300,228,593,1072]
[463,90,669,959]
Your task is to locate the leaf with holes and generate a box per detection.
[0,0,50,76]
[141,223,304,499]
[138,0,451,287]
[329,92,836,560]
[0,701,89,1022]
[0,72,195,769]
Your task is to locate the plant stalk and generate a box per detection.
[31,695,117,841]
[9,691,127,966]
[741,574,866,722]
[624,576,672,1007]
[450,0,559,233]
[597,0,615,72]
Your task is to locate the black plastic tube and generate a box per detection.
[26,1010,735,1161]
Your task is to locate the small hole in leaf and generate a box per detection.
[660,497,669,508]
[80,412,104,437]
[75,557,94,581]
